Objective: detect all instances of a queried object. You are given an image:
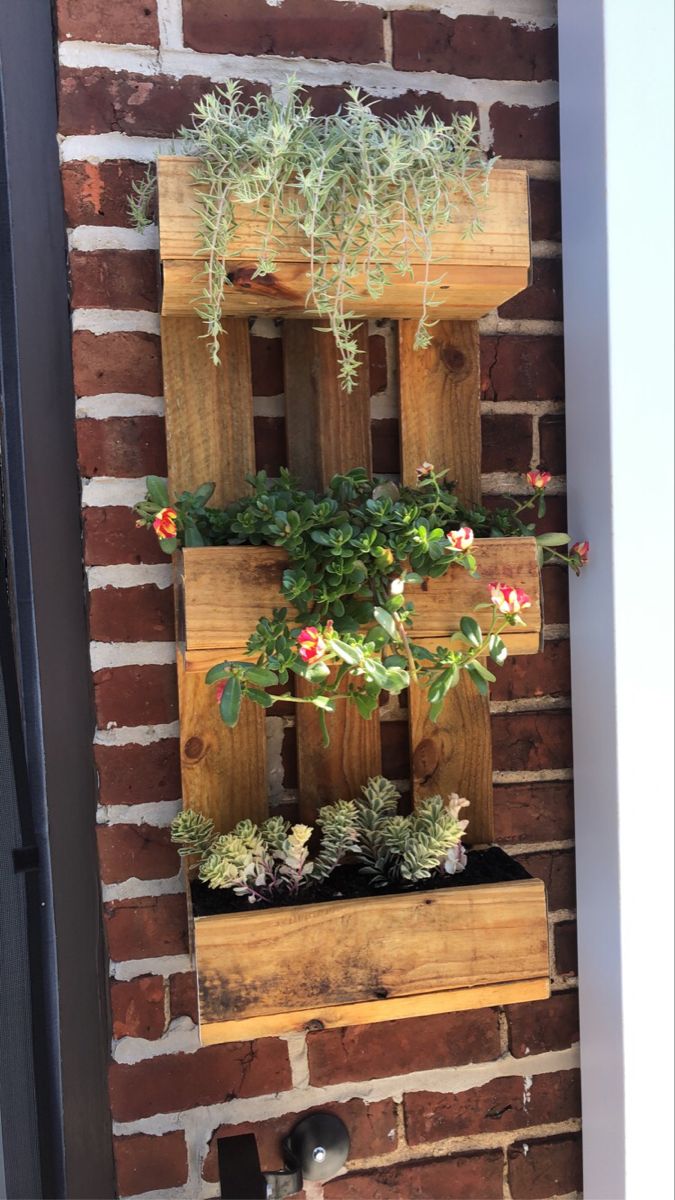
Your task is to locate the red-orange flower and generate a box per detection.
[570,540,590,565]
[489,582,532,616]
[152,507,178,540]
[447,526,474,552]
[526,469,552,490]
[297,622,333,665]
[215,680,226,704]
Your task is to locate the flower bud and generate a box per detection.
[526,469,552,491]
[446,526,474,552]
[489,582,532,615]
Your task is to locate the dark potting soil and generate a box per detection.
[190,845,532,919]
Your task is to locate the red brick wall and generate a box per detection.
[56,2,581,1196]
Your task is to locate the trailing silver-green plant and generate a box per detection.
[129,79,492,390]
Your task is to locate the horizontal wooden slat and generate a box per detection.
[199,976,551,1044]
[194,878,549,1027]
[177,538,542,659]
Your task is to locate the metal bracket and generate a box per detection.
[219,1113,350,1199]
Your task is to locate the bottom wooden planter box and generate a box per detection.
[190,876,550,1045]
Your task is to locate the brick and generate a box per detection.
[62,161,156,228]
[183,0,384,64]
[516,849,576,912]
[83,506,166,566]
[57,0,159,46]
[59,68,213,138]
[369,333,387,395]
[307,1008,501,1086]
[70,250,158,311]
[95,739,180,806]
[255,416,287,475]
[72,331,162,397]
[104,894,189,961]
[392,13,557,81]
[203,1099,397,1183]
[539,412,567,475]
[492,710,573,772]
[499,258,563,321]
[490,638,571,702]
[306,88,477,125]
[554,920,578,978]
[380,718,410,781]
[113,1131,187,1197]
[493,781,575,846]
[506,990,580,1058]
[508,1133,583,1199]
[251,334,283,396]
[405,1068,581,1144]
[77,416,167,478]
[89,583,174,643]
[110,975,166,1040]
[97,823,179,884]
[169,971,199,1024]
[490,103,560,160]
[532,494,568,535]
[529,178,562,243]
[372,418,400,476]
[542,561,569,624]
[108,1039,291,1120]
[324,1151,504,1199]
[481,412,533,474]
[93,664,178,728]
[481,335,565,402]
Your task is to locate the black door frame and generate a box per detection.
[0,3,114,1196]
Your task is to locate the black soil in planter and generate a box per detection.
[190,845,532,919]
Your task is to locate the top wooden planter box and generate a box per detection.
[157,158,531,321]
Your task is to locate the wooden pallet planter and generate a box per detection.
[159,159,551,1044]
[157,158,531,321]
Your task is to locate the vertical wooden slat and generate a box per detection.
[162,315,267,831]
[399,319,494,844]
[283,322,382,820]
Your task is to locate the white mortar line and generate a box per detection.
[57,42,560,107]
[68,225,160,251]
[110,954,193,981]
[97,801,182,827]
[545,623,570,640]
[481,470,565,494]
[479,315,564,335]
[156,0,184,50]
[345,1118,582,1173]
[76,393,165,418]
[252,393,284,417]
[250,317,281,338]
[60,135,176,164]
[493,768,573,783]
[82,476,149,506]
[330,0,557,18]
[102,873,184,902]
[490,696,570,713]
[87,564,173,590]
[72,308,160,335]
[94,721,180,745]
[111,1045,580,1137]
[281,1033,311,1090]
[114,1018,200,1065]
[504,838,575,854]
[498,158,560,180]
[481,399,565,415]
[90,641,176,670]
[532,238,562,257]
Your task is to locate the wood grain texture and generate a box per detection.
[283,322,381,819]
[399,319,494,840]
[162,314,267,831]
[194,878,549,1029]
[199,976,551,1044]
[178,539,541,658]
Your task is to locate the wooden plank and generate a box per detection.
[158,159,531,268]
[399,319,494,843]
[283,322,381,820]
[194,878,549,1025]
[178,539,541,657]
[162,314,267,831]
[200,976,551,1043]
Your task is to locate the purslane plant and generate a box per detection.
[129,79,493,390]
[137,466,587,742]
[171,776,470,903]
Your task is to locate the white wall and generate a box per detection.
[558,2,674,1197]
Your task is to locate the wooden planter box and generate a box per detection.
[157,157,531,321]
[193,877,550,1044]
[176,537,542,669]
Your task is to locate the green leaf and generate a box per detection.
[488,634,508,666]
[373,606,398,639]
[304,660,331,682]
[146,475,169,507]
[191,482,216,507]
[459,616,482,648]
[467,659,496,683]
[183,523,205,547]
[158,536,178,555]
[331,639,363,666]
[243,666,279,686]
[205,661,243,684]
[363,658,391,688]
[246,686,275,708]
[219,677,242,727]
[382,666,409,692]
[465,666,489,696]
[536,532,571,547]
[354,689,380,720]
[382,653,407,669]
[311,695,336,712]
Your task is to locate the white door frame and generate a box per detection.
[557,3,674,1197]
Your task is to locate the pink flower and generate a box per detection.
[215,680,226,704]
[297,622,333,665]
[444,843,468,876]
[489,582,532,616]
[526,469,552,491]
[152,507,178,540]
[570,540,590,566]
[416,462,434,481]
[447,526,474,552]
